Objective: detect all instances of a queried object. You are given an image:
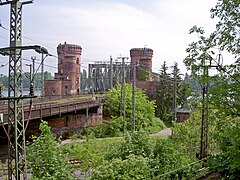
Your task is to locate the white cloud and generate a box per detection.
[1,0,234,75]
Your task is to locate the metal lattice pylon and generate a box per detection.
[200,62,209,160]
[0,1,32,179]
[8,2,26,179]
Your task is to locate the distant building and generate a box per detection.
[130,48,153,81]
[130,47,158,98]
[176,107,191,122]
[44,42,82,96]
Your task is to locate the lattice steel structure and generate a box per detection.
[200,62,209,160]
[0,0,32,179]
[88,60,131,93]
[199,59,218,160]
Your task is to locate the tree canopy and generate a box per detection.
[183,0,240,178]
[104,83,156,131]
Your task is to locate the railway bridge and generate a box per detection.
[0,95,104,144]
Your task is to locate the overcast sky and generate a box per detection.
[0,0,224,75]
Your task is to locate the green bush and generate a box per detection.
[144,117,166,134]
[104,84,156,131]
[81,116,166,139]
[61,138,121,173]
[106,131,153,160]
[150,138,198,179]
[207,117,240,179]
[92,155,151,180]
[27,121,73,180]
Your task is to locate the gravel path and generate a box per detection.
[150,128,172,137]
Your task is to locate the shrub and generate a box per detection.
[106,131,153,160]
[92,155,151,180]
[27,121,73,180]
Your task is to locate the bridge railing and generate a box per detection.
[0,95,104,124]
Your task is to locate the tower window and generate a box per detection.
[76,58,79,64]
[65,85,68,89]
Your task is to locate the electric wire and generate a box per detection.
[213,54,240,84]
[1,23,104,63]
[0,35,7,41]
[137,65,178,84]
[0,61,9,68]
[1,23,113,72]
[157,156,210,178]
[0,23,56,52]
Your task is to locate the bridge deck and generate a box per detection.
[0,96,103,124]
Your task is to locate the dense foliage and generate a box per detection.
[183,0,240,178]
[27,121,73,180]
[105,131,153,160]
[82,84,165,138]
[0,71,53,89]
[210,0,240,57]
[104,84,156,131]
[27,1,239,179]
[82,116,165,138]
[92,155,151,180]
[207,117,240,178]
[62,138,121,173]
[91,131,199,179]
[156,61,187,126]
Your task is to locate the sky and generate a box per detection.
[0,0,231,76]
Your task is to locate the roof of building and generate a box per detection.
[176,107,192,113]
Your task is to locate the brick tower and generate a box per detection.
[130,48,153,81]
[45,42,82,96]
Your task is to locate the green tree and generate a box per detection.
[93,131,197,179]
[0,75,8,88]
[44,71,53,80]
[105,131,153,160]
[207,117,240,179]
[150,138,198,179]
[104,83,156,131]
[27,121,73,180]
[210,0,240,57]
[185,24,239,115]
[179,73,190,107]
[173,62,187,107]
[183,0,240,178]
[156,61,172,123]
[92,155,151,180]
[156,61,185,125]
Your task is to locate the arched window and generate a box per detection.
[76,58,79,64]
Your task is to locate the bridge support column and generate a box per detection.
[86,107,89,125]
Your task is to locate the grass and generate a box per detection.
[61,134,168,166]
[61,137,122,172]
